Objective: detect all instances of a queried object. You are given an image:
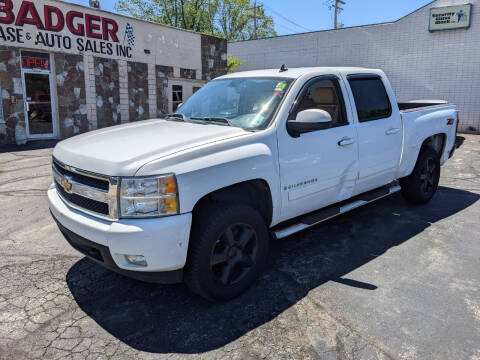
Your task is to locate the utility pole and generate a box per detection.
[326,0,346,29]
[249,0,263,39]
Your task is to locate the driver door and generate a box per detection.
[277,75,359,221]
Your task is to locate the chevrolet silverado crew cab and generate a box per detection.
[49,67,458,301]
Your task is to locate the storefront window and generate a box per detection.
[172,85,183,112]
[21,51,55,137]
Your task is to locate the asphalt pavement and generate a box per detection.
[0,135,479,359]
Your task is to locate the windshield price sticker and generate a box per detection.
[274,82,287,95]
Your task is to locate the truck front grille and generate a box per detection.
[52,158,118,219]
[55,180,109,215]
[53,159,109,190]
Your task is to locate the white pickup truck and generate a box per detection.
[49,67,458,300]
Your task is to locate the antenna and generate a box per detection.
[280,64,288,72]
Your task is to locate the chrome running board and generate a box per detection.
[273,182,401,239]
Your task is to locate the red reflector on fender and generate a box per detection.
[447,118,454,125]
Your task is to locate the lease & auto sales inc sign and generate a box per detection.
[0,0,135,59]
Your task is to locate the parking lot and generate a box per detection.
[0,135,479,360]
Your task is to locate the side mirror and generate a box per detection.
[287,109,332,137]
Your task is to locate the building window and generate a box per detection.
[193,86,201,94]
[172,85,183,112]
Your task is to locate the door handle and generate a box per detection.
[338,137,355,147]
[385,127,400,135]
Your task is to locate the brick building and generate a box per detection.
[0,0,227,145]
[229,0,479,133]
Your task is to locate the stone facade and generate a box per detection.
[156,65,174,116]
[0,46,25,145]
[95,58,121,128]
[0,0,227,146]
[127,62,149,122]
[55,54,88,138]
[201,35,228,81]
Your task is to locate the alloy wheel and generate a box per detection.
[210,223,258,286]
[419,157,437,195]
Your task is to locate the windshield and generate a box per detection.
[174,77,294,130]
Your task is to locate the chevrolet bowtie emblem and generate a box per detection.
[61,176,73,193]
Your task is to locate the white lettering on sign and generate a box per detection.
[429,4,472,32]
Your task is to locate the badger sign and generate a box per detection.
[0,0,134,58]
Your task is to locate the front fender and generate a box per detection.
[136,134,281,225]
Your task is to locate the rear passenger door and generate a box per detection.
[345,74,402,194]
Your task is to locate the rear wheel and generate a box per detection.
[400,147,440,204]
[185,203,269,301]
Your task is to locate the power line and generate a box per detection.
[275,22,302,34]
[262,4,313,32]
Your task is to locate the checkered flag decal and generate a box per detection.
[125,23,135,46]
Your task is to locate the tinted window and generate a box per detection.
[348,78,391,122]
[293,78,348,128]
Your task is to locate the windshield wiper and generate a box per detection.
[164,113,186,121]
[190,117,232,126]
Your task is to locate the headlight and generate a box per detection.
[119,175,178,218]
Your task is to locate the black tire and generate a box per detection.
[400,146,440,204]
[185,202,269,301]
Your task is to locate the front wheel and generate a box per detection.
[400,147,440,204]
[185,203,269,301]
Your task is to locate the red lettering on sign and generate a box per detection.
[66,11,84,36]
[0,0,15,24]
[15,1,44,29]
[44,5,64,32]
[2,1,122,45]
[22,57,49,70]
[102,17,119,42]
[85,14,102,39]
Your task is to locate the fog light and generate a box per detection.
[125,255,147,267]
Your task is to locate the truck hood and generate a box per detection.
[53,119,248,176]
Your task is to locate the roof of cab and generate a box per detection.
[217,67,381,80]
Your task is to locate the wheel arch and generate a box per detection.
[192,179,274,227]
[421,133,446,156]
[398,132,447,178]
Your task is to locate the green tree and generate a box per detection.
[115,0,277,41]
[227,55,243,72]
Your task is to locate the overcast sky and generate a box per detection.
[70,0,433,36]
